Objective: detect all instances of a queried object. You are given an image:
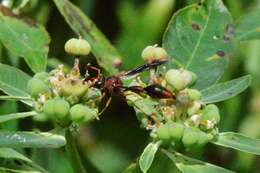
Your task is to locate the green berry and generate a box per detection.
[168,122,184,142]
[201,104,220,123]
[182,128,198,148]
[157,124,171,144]
[33,72,48,81]
[64,38,91,56]
[27,78,49,98]
[43,99,55,117]
[54,99,70,119]
[187,89,202,101]
[70,104,97,123]
[43,99,70,120]
[197,131,209,147]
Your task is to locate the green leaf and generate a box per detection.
[0,167,41,173]
[0,8,50,73]
[212,132,260,155]
[235,10,260,42]
[0,64,32,106]
[139,142,160,173]
[0,111,36,123]
[162,149,234,173]
[0,147,48,173]
[0,147,32,162]
[123,163,142,173]
[163,0,233,89]
[52,0,121,75]
[201,75,251,103]
[0,131,66,148]
[0,101,18,131]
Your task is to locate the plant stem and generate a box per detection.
[65,129,87,173]
[0,95,32,101]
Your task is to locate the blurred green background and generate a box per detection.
[0,0,260,172]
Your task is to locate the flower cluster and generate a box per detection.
[126,45,220,149]
[28,58,101,126]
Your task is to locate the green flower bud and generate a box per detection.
[154,47,168,60]
[64,38,91,56]
[168,122,184,142]
[27,78,49,98]
[70,104,96,123]
[165,69,194,90]
[54,99,70,119]
[141,45,168,62]
[43,99,70,120]
[157,124,171,144]
[187,89,202,101]
[201,104,220,123]
[142,46,154,61]
[43,99,55,117]
[33,72,49,81]
[197,131,209,147]
[187,101,201,116]
[182,127,198,148]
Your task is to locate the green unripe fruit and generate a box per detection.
[157,124,171,144]
[43,99,55,117]
[27,78,49,98]
[201,104,220,123]
[197,131,209,147]
[142,45,168,62]
[43,99,70,120]
[187,89,202,101]
[33,72,48,81]
[182,128,198,148]
[165,69,194,90]
[54,99,70,119]
[70,104,96,123]
[187,101,201,116]
[64,38,91,56]
[168,122,184,142]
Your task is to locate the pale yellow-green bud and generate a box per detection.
[165,69,194,90]
[65,38,91,56]
[141,45,168,62]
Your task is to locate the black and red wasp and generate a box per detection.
[85,60,175,114]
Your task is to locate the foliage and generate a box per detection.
[0,0,259,173]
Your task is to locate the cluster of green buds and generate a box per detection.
[129,45,221,149]
[27,38,101,126]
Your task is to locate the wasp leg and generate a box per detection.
[98,97,112,116]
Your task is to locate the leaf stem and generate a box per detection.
[0,95,32,101]
[65,129,87,173]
